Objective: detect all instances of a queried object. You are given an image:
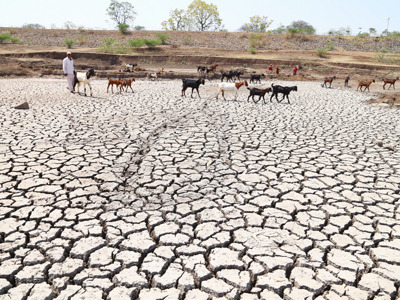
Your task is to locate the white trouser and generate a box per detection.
[66,74,75,92]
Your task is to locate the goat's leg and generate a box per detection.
[222,90,226,100]
[191,88,194,98]
[107,83,110,93]
[182,87,186,97]
[383,83,386,90]
[196,88,201,98]
[89,84,93,96]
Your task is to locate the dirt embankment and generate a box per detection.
[0,28,399,106]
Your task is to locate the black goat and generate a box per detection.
[220,71,234,82]
[182,78,205,98]
[247,87,272,103]
[270,83,297,104]
[344,76,350,87]
[232,70,243,81]
[197,66,206,73]
[249,74,265,84]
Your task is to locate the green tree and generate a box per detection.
[287,20,315,34]
[240,15,273,33]
[107,0,137,32]
[161,9,191,31]
[186,0,222,31]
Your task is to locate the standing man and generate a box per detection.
[293,66,298,76]
[63,52,74,93]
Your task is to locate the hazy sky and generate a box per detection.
[0,0,398,35]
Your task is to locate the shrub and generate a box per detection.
[134,26,145,31]
[128,38,145,48]
[64,39,76,49]
[77,34,87,45]
[325,40,335,51]
[103,38,117,46]
[249,33,265,49]
[118,23,130,34]
[155,33,170,44]
[0,33,11,44]
[10,37,20,44]
[182,37,194,45]
[128,38,161,49]
[98,39,129,54]
[143,39,162,48]
[316,48,328,58]
[249,47,257,55]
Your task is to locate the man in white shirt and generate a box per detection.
[63,52,75,93]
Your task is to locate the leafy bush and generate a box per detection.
[102,38,117,46]
[182,37,194,45]
[249,33,265,49]
[144,39,162,47]
[128,38,161,49]
[316,48,328,58]
[77,34,87,45]
[325,40,335,51]
[134,26,145,31]
[10,37,20,44]
[64,39,76,49]
[118,23,129,34]
[155,33,170,44]
[0,33,11,44]
[249,47,257,55]
[128,38,145,48]
[98,39,129,54]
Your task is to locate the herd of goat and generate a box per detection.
[71,64,399,103]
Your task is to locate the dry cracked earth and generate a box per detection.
[0,78,400,300]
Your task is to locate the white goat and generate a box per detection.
[147,72,158,81]
[216,80,248,100]
[74,68,95,96]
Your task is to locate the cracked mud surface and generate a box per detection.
[0,78,400,299]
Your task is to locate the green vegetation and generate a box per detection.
[10,37,20,44]
[248,33,265,50]
[182,37,194,45]
[128,38,162,49]
[98,38,129,54]
[0,33,12,44]
[161,0,223,31]
[249,47,257,55]
[325,39,335,51]
[316,48,328,58]
[64,39,76,49]
[240,15,273,33]
[117,23,130,34]
[107,0,137,33]
[155,33,170,44]
[0,33,20,44]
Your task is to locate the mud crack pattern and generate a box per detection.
[0,78,400,299]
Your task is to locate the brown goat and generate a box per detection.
[247,87,272,103]
[107,77,123,93]
[357,80,375,92]
[208,64,218,74]
[322,76,336,88]
[121,78,135,92]
[383,77,399,90]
